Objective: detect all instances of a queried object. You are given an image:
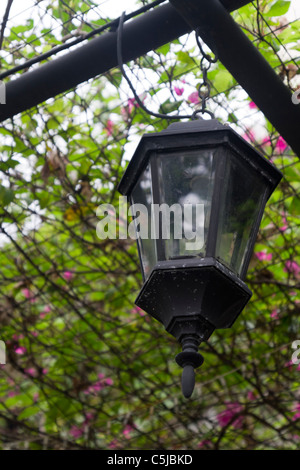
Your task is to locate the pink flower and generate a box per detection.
[174,86,184,96]
[70,414,94,439]
[8,390,17,398]
[262,137,271,147]
[84,412,94,424]
[255,251,272,261]
[42,368,48,375]
[15,346,26,355]
[217,402,244,429]
[13,334,24,341]
[247,391,256,401]
[284,261,300,277]
[25,368,37,377]
[131,306,146,317]
[92,381,104,392]
[188,91,200,104]
[292,404,300,421]
[276,136,287,152]
[33,392,39,402]
[242,130,256,143]
[63,271,73,281]
[40,306,51,318]
[279,215,288,232]
[198,439,212,448]
[108,439,119,449]
[127,94,146,113]
[83,374,113,395]
[285,359,294,370]
[123,424,134,439]
[22,288,36,303]
[104,119,114,136]
[128,97,136,113]
[249,101,257,109]
[270,309,279,320]
[70,425,84,439]
[22,288,31,299]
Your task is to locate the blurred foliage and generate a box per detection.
[0,0,299,450]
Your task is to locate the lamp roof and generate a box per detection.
[118,118,282,196]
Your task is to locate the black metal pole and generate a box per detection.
[169,0,300,157]
[0,0,252,123]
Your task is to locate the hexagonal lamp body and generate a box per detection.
[118,119,282,398]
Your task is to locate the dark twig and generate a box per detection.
[0,0,14,52]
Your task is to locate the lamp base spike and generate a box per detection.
[175,335,204,398]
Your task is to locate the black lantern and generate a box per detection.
[118,119,282,398]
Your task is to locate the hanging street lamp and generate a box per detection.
[118,118,282,398]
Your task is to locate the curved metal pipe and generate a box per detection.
[0,1,252,122]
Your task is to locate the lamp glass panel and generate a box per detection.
[131,163,157,280]
[215,152,267,276]
[156,148,217,260]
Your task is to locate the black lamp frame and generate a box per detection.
[118,119,282,398]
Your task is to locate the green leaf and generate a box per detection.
[213,69,233,92]
[37,191,51,209]
[11,25,30,34]
[289,196,300,216]
[156,44,170,56]
[0,186,15,206]
[159,99,182,114]
[267,1,291,17]
[0,159,19,171]
[46,117,60,130]
[18,406,40,420]
[176,51,195,66]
